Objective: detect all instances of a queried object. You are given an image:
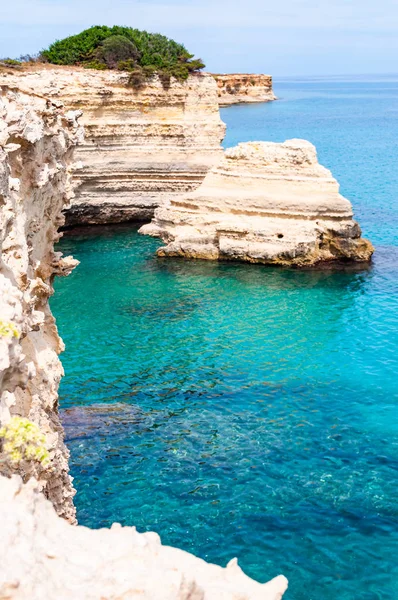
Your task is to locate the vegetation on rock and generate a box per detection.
[0,321,20,338]
[40,25,205,88]
[0,417,50,467]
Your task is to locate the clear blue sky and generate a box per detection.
[1,0,396,76]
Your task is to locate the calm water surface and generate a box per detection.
[52,77,398,600]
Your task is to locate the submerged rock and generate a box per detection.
[0,475,288,600]
[140,140,374,267]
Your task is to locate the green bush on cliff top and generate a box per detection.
[40,26,205,87]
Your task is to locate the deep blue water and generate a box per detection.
[52,77,398,600]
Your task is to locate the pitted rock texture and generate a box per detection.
[0,84,82,522]
[213,74,276,106]
[140,140,374,266]
[0,67,226,225]
[0,475,288,600]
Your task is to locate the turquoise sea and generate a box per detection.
[52,77,398,600]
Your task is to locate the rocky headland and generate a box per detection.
[140,140,374,266]
[0,72,288,599]
[0,83,82,521]
[0,66,226,226]
[213,74,276,106]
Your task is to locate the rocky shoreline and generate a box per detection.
[0,72,288,599]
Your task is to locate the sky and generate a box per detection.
[1,0,397,76]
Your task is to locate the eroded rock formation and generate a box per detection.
[140,140,374,266]
[213,74,276,106]
[0,475,288,600]
[0,84,82,521]
[0,67,226,225]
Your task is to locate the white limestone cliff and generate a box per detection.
[0,66,226,225]
[0,475,288,600]
[0,84,83,522]
[140,140,373,266]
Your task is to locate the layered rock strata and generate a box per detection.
[140,140,374,266]
[0,475,288,600]
[0,67,226,225]
[213,74,276,106]
[0,84,82,521]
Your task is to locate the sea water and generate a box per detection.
[52,77,398,600]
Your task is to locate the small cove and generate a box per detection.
[52,76,398,600]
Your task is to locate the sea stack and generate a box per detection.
[213,74,276,105]
[140,139,374,267]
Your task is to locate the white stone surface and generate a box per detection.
[0,475,288,600]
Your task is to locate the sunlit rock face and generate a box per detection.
[140,140,374,267]
[0,83,82,522]
[213,74,276,106]
[0,67,226,225]
[0,475,288,600]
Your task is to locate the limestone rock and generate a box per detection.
[0,67,226,225]
[0,84,83,522]
[0,475,288,600]
[140,140,373,266]
[213,74,276,106]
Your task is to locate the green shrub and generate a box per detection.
[39,25,205,87]
[95,35,140,69]
[84,61,108,70]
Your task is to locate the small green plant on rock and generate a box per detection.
[0,58,21,66]
[0,321,20,339]
[0,417,50,468]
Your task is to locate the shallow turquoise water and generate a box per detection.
[52,77,398,600]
